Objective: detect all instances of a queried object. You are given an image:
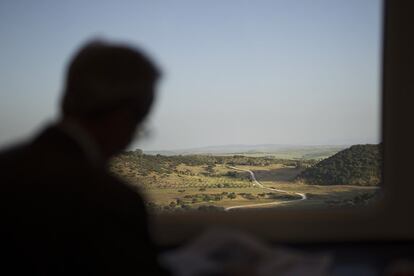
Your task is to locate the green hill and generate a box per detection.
[297,144,381,186]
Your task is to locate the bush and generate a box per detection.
[227,192,236,199]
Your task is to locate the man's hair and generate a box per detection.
[61,40,160,121]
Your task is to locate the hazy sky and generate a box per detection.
[0,0,382,150]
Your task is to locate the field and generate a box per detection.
[109,153,380,212]
[146,145,347,160]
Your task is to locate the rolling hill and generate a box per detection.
[297,144,381,186]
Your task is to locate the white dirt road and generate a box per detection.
[224,166,306,211]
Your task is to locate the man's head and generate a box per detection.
[61,40,160,157]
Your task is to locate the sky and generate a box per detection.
[0,0,382,151]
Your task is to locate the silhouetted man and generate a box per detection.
[0,40,168,275]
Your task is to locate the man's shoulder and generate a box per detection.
[0,127,144,206]
[0,140,34,174]
[0,126,78,165]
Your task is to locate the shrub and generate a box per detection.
[227,192,236,199]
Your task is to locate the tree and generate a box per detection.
[134,149,143,156]
[227,192,236,199]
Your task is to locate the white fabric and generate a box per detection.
[57,119,104,167]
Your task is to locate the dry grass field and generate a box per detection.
[110,158,379,212]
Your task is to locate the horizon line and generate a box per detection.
[135,142,381,153]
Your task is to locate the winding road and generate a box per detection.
[224,166,307,211]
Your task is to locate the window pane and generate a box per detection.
[0,0,382,212]
[109,1,383,212]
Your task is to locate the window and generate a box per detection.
[106,1,383,214]
[5,0,409,244]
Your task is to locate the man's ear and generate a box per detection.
[99,108,140,153]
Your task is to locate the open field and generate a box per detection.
[216,150,344,160]
[109,155,380,212]
[144,145,347,160]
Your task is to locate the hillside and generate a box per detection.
[108,149,379,211]
[297,144,381,186]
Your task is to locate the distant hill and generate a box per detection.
[144,144,347,160]
[297,144,381,186]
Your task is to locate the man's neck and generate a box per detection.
[57,117,106,167]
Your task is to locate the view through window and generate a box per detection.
[0,0,382,212]
[109,1,383,212]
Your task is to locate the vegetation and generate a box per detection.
[297,144,381,186]
[324,191,380,207]
[109,146,381,212]
[110,152,307,177]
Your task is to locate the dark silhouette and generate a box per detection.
[0,40,168,275]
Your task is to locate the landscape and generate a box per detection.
[109,144,381,213]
